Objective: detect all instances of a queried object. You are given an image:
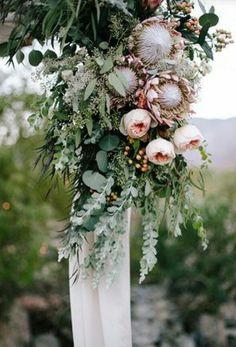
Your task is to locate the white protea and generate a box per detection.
[116,67,138,95]
[146,138,176,165]
[144,71,196,126]
[173,124,204,153]
[129,17,184,67]
[119,109,152,139]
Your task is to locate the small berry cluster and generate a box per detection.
[174,1,193,15]
[185,17,201,35]
[213,29,234,52]
[106,192,118,202]
[124,146,150,173]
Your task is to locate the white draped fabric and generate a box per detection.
[69,209,132,347]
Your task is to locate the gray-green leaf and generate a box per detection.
[82,170,107,192]
[96,150,108,173]
[84,78,97,101]
[108,72,126,97]
[100,56,114,74]
[99,134,120,151]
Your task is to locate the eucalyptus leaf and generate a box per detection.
[199,13,219,27]
[96,150,108,173]
[85,117,93,136]
[29,50,43,66]
[145,180,152,197]
[16,50,24,64]
[115,68,128,89]
[108,72,126,97]
[100,56,113,74]
[99,134,120,151]
[75,129,81,147]
[84,78,97,100]
[82,170,107,192]
[99,41,109,50]
[44,49,57,59]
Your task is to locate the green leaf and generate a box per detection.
[16,50,24,64]
[199,13,219,27]
[44,49,58,59]
[82,170,107,192]
[131,187,138,198]
[99,134,120,151]
[84,78,97,101]
[99,41,109,50]
[96,150,108,173]
[48,0,59,9]
[108,72,126,97]
[0,43,8,57]
[209,5,215,13]
[28,50,43,66]
[75,129,81,147]
[100,56,114,74]
[95,57,104,66]
[201,41,214,60]
[105,94,111,114]
[85,117,93,136]
[198,0,206,13]
[145,181,152,197]
[116,44,124,56]
[198,13,219,46]
[115,68,128,89]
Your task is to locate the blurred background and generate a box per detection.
[0,1,236,347]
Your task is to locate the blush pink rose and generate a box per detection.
[173,124,204,153]
[119,109,152,139]
[146,138,176,165]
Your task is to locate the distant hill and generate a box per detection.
[184,118,236,170]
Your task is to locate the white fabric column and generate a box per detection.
[69,209,132,347]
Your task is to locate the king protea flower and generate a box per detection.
[173,124,204,153]
[119,109,152,139]
[146,138,176,165]
[129,17,184,66]
[144,71,196,126]
[115,67,138,95]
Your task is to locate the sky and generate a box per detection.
[0,0,235,120]
[193,0,236,119]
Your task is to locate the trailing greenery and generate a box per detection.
[0,0,231,285]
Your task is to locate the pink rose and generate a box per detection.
[146,138,176,165]
[173,124,204,153]
[119,109,152,139]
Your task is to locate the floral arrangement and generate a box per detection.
[0,0,233,286]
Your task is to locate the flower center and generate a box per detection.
[155,152,169,162]
[138,24,172,65]
[159,83,182,109]
[133,122,147,133]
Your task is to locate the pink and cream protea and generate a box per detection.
[119,109,152,139]
[144,71,196,126]
[173,124,204,153]
[128,17,184,67]
[146,138,176,165]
